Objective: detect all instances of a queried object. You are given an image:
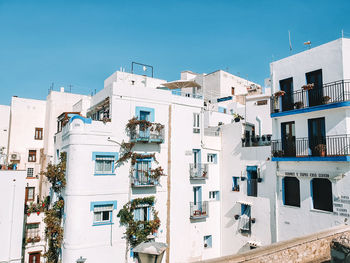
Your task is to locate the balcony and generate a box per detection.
[26,228,40,243]
[242,134,272,147]
[189,164,209,180]
[271,134,350,161]
[270,80,350,115]
[129,123,165,143]
[131,171,158,188]
[190,201,209,219]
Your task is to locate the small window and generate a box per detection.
[93,204,113,224]
[311,178,333,212]
[231,87,235,95]
[247,166,258,197]
[209,191,220,201]
[134,206,151,222]
[95,156,114,174]
[26,223,40,239]
[239,204,251,232]
[218,107,227,114]
[204,235,212,248]
[28,150,36,162]
[27,168,34,178]
[25,187,35,202]
[34,128,43,140]
[207,154,217,164]
[283,177,300,207]
[193,113,200,133]
[257,100,268,106]
[232,177,240,192]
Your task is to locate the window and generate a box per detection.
[247,166,258,197]
[193,113,200,133]
[282,177,300,207]
[207,153,217,164]
[134,159,152,185]
[239,204,251,232]
[218,107,227,114]
[204,235,212,248]
[34,128,43,140]
[209,191,220,201]
[92,152,118,176]
[134,206,151,222]
[27,168,34,178]
[29,252,40,263]
[135,106,155,122]
[231,87,235,95]
[28,150,36,162]
[311,178,333,212]
[26,223,40,239]
[90,201,117,226]
[25,187,35,202]
[232,177,240,192]
[257,100,267,106]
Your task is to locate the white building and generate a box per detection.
[0,105,10,165]
[0,170,26,263]
[5,90,90,263]
[52,68,266,263]
[270,38,350,241]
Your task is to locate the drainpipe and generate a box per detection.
[166,105,172,263]
[256,116,262,136]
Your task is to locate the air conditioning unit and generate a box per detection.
[11,153,20,160]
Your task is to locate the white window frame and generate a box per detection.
[93,204,113,224]
[95,156,114,174]
[207,153,217,164]
[193,113,200,133]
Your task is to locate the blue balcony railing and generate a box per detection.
[129,123,165,143]
[190,201,209,219]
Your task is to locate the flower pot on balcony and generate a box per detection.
[321,96,331,104]
[251,218,256,224]
[36,211,40,215]
[267,135,271,141]
[27,212,31,216]
[234,117,241,122]
[234,214,240,220]
[274,109,280,113]
[302,83,314,90]
[274,90,285,97]
[262,135,266,141]
[294,101,303,109]
[315,144,326,157]
[34,236,41,242]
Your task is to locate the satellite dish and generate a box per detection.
[143,66,147,71]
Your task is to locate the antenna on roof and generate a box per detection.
[288,30,293,52]
[342,29,344,38]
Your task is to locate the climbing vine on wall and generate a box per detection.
[117,196,161,248]
[42,152,66,263]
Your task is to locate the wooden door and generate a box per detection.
[29,252,40,263]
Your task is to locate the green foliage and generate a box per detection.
[43,152,67,193]
[117,196,161,248]
[42,152,67,263]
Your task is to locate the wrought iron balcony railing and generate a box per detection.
[271,134,350,158]
[242,134,272,147]
[129,123,165,143]
[190,201,209,219]
[189,163,209,179]
[131,170,158,187]
[271,80,350,114]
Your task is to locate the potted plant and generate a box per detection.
[234,214,240,220]
[274,90,285,97]
[267,135,272,141]
[36,211,40,215]
[233,185,240,192]
[251,218,256,224]
[241,138,245,144]
[294,101,303,109]
[262,135,266,141]
[321,96,331,104]
[233,113,244,122]
[315,144,327,157]
[34,236,41,242]
[302,83,314,90]
[256,136,260,142]
[257,178,263,183]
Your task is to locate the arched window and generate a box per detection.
[282,176,300,207]
[311,178,333,212]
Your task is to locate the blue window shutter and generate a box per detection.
[130,248,134,258]
[282,178,285,205]
[147,207,150,221]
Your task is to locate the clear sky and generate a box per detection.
[0,0,349,105]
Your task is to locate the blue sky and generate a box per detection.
[0,0,349,105]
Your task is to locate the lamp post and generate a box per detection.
[133,235,167,263]
[76,256,87,263]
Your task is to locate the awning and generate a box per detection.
[160,80,201,90]
[237,200,252,206]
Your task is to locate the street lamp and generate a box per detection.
[133,236,167,263]
[76,256,86,263]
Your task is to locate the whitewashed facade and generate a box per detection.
[270,38,350,241]
[0,170,26,263]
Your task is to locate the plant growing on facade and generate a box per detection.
[126,117,164,133]
[117,196,161,248]
[302,83,314,90]
[42,152,66,263]
[274,90,285,97]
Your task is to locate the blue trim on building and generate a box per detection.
[69,114,92,124]
[272,156,350,162]
[271,101,350,118]
[92,152,118,160]
[135,106,155,122]
[246,166,258,171]
[92,222,114,226]
[90,200,117,211]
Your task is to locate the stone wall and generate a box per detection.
[197,225,350,263]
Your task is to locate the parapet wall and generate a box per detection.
[198,225,350,263]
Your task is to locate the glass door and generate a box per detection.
[281,122,296,157]
[308,117,326,156]
[306,69,323,107]
[139,110,150,139]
